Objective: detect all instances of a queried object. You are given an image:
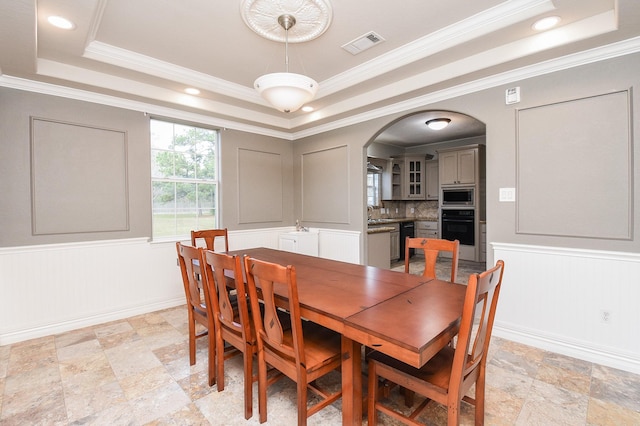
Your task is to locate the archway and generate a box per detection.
[364,110,486,268]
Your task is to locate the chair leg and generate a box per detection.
[447,399,460,426]
[257,352,268,424]
[297,379,308,426]
[215,332,225,389]
[475,369,486,425]
[188,317,196,365]
[367,361,379,426]
[243,351,253,419]
[208,331,216,387]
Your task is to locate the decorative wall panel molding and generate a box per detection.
[30,117,129,234]
[515,90,632,239]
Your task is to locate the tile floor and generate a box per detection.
[2,259,640,425]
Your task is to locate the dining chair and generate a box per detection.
[405,237,460,283]
[176,242,216,386]
[200,249,256,419]
[367,259,505,426]
[244,255,343,426]
[191,228,229,252]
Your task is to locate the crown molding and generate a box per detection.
[318,0,555,97]
[292,36,640,139]
[0,74,294,140]
[83,41,265,105]
[2,37,639,142]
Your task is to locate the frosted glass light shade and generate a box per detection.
[254,72,318,113]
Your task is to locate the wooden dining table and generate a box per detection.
[228,247,467,425]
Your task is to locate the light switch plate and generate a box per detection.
[499,187,516,202]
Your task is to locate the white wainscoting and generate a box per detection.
[0,227,362,345]
[492,242,640,374]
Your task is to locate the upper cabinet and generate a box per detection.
[383,156,429,200]
[403,156,425,199]
[439,146,481,185]
[425,160,439,200]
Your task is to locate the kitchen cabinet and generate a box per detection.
[439,147,477,185]
[367,231,391,269]
[403,156,425,199]
[480,222,487,263]
[388,223,400,261]
[425,160,439,200]
[368,222,400,262]
[415,221,438,258]
[383,156,427,200]
[382,159,403,200]
[278,231,319,256]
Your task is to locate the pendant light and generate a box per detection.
[253,14,318,113]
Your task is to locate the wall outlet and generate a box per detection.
[410,208,415,214]
[600,310,611,324]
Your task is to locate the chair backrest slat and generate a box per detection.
[202,250,249,338]
[244,256,301,364]
[191,228,229,252]
[405,237,460,282]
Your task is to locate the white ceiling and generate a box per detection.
[1,0,639,146]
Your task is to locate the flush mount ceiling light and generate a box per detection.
[48,15,76,30]
[241,0,332,113]
[426,118,451,130]
[532,16,561,31]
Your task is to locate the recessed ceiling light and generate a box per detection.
[532,16,560,31]
[425,118,451,130]
[48,15,76,30]
[301,106,314,112]
[184,88,200,95]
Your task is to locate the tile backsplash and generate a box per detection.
[370,200,439,221]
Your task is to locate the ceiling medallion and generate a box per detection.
[240,0,333,43]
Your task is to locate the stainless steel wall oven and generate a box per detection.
[441,209,475,246]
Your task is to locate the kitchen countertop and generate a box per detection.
[367,226,397,234]
[368,217,438,226]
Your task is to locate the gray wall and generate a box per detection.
[2,51,638,256]
[0,88,152,246]
[218,129,294,230]
[294,52,639,256]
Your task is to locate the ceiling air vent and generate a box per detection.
[341,31,385,55]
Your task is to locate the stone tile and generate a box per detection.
[489,347,541,379]
[69,401,137,425]
[483,385,525,425]
[3,300,640,426]
[0,381,66,423]
[536,362,591,395]
[58,351,114,385]
[6,336,57,375]
[104,339,162,379]
[63,379,127,422]
[586,396,640,426]
[0,344,10,379]
[485,363,534,399]
[542,351,593,376]
[56,338,102,362]
[144,402,209,425]
[119,365,176,400]
[590,364,640,412]
[55,326,97,349]
[516,379,589,425]
[129,381,191,424]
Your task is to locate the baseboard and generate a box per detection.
[0,297,185,346]
[493,323,640,375]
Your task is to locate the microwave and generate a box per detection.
[441,188,474,206]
